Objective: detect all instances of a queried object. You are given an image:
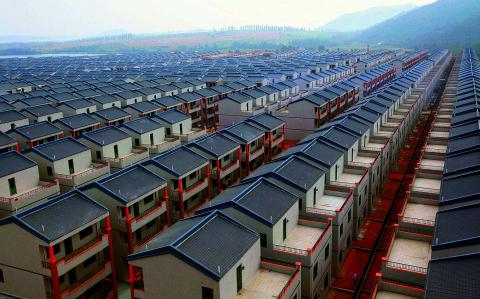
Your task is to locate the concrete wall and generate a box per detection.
[0,119,29,133]
[0,166,39,197]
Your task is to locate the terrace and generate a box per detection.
[177,127,207,143]
[55,162,110,190]
[382,229,431,286]
[410,171,442,199]
[236,262,300,299]
[108,147,149,170]
[146,137,181,155]
[0,180,60,211]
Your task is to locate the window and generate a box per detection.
[340,223,344,236]
[313,262,318,279]
[260,233,267,248]
[53,243,61,254]
[146,220,156,229]
[47,166,53,176]
[79,226,93,240]
[7,178,16,196]
[324,244,330,261]
[202,287,214,299]
[0,269,5,283]
[83,255,96,268]
[189,172,197,180]
[144,194,154,205]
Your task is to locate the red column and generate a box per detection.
[261,136,266,163]
[106,216,118,299]
[71,130,76,138]
[178,179,185,219]
[48,245,61,299]
[216,160,222,194]
[206,165,211,201]
[59,133,64,138]
[163,187,170,226]
[268,132,273,161]
[129,264,135,299]
[245,144,250,177]
[282,125,286,150]
[15,144,19,152]
[237,148,242,181]
[124,207,134,254]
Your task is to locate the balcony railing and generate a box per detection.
[61,261,112,298]
[400,216,435,226]
[55,162,110,187]
[305,207,337,217]
[386,261,427,274]
[185,178,208,193]
[108,147,149,168]
[273,244,308,256]
[277,267,300,299]
[221,160,239,173]
[0,180,59,210]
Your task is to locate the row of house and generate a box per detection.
[123,51,451,299]
[423,48,480,298]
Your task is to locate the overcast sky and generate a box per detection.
[0,0,436,38]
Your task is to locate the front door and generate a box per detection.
[114,145,119,158]
[8,178,16,195]
[236,265,243,292]
[283,218,287,240]
[150,133,154,146]
[179,123,183,135]
[68,159,75,174]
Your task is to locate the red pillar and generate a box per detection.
[128,264,135,299]
[124,207,134,254]
[245,144,250,177]
[163,187,170,226]
[216,160,222,194]
[71,130,76,138]
[206,165,211,201]
[281,125,286,150]
[48,245,61,299]
[59,133,64,138]
[268,132,273,161]
[178,179,185,219]
[237,148,242,181]
[14,143,19,152]
[261,136,266,163]
[106,216,118,299]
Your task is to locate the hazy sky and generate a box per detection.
[0,0,436,37]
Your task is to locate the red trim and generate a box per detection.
[178,179,185,219]
[48,245,61,299]
[245,143,250,176]
[125,207,134,253]
[106,216,118,298]
[129,264,135,299]
[206,165,211,201]
[164,187,170,226]
[216,160,222,194]
[15,143,19,152]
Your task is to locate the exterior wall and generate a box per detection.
[275,101,316,141]
[131,254,220,299]
[102,138,132,159]
[136,128,165,146]
[0,223,49,298]
[35,112,64,123]
[0,119,29,133]
[218,99,255,128]
[271,203,299,245]
[0,166,39,197]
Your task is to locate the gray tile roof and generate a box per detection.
[151,146,208,176]
[31,137,89,161]
[13,190,107,242]
[0,151,37,178]
[129,211,258,280]
[81,126,130,146]
[97,165,166,204]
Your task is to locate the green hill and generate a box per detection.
[320,4,416,32]
[354,0,480,51]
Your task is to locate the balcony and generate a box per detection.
[410,172,442,199]
[0,180,60,211]
[270,134,285,148]
[382,230,431,286]
[306,189,353,223]
[148,137,181,155]
[417,156,444,173]
[273,220,331,266]
[331,167,368,193]
[43,233,109,276]
[108,147,149,170]
[60,261,112,299]
[130,201,167,232]
[236,261,300,299]
[372,278,425,299]
[249,146,265,161]
[56,162,110,190]
[177,128,206,143]
[399,199,438,229]
[215,160,240,178]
